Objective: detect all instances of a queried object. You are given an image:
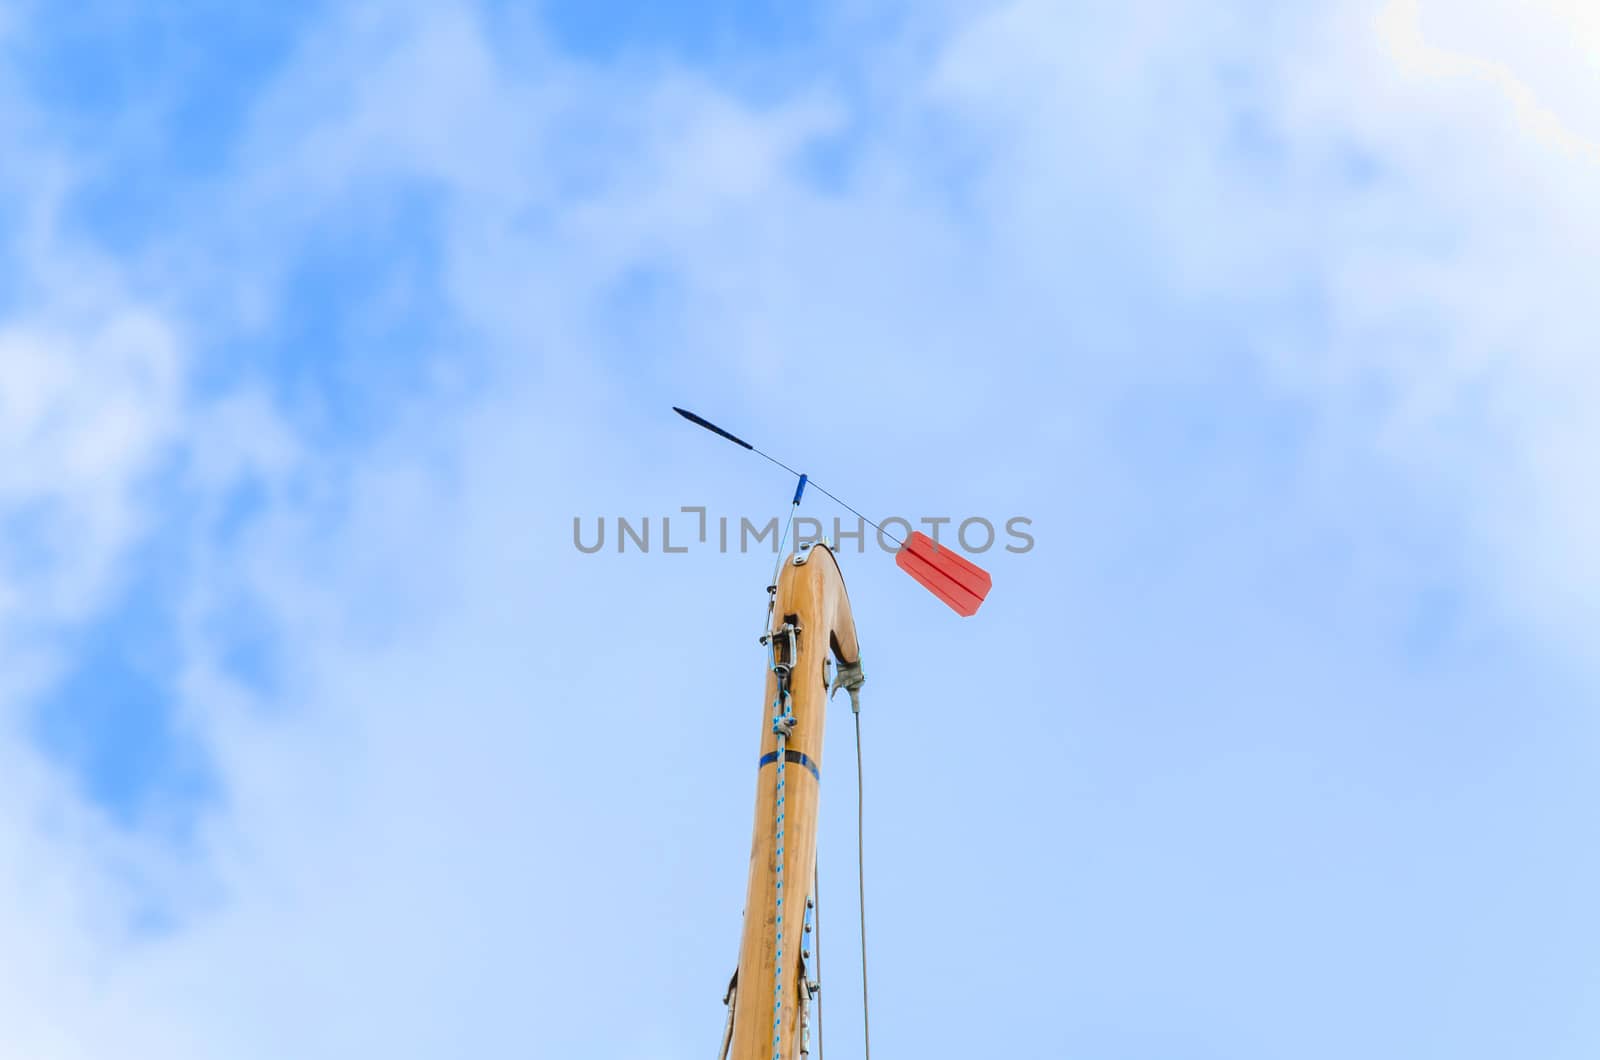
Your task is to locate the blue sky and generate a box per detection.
[1,0,1599,1056]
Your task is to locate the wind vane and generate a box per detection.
[672,406,992,616]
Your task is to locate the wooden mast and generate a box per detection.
[730,542,860,1060]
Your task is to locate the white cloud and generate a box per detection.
[0,312,181,623]
[930,0,1600,644]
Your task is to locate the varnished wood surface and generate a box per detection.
[730,544,859,1060]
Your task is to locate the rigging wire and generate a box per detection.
[813,861,824,1060]
[747,447,905,548]
[854,703,872,1060]
[671,406,904,548]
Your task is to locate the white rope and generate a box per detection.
[853,700,872,1060]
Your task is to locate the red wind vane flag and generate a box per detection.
[672,406,993,617]
[894,531,991,617]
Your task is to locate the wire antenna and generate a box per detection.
[672,406,992,616]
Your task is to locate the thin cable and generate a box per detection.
[671,406,906,549]
[853,707,872,1060]
[749,448,904,548]
[813,860,825,1060]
